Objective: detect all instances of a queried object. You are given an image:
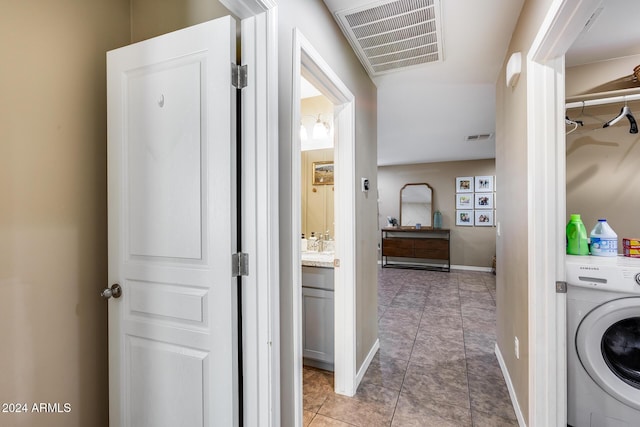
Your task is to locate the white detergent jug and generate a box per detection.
[590,219,618,257]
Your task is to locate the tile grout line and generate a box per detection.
[387,272,430,426]
[457,274,476,427]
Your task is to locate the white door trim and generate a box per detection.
[219,1,280,426]
[291,29,358,419]
[526,0,602,425]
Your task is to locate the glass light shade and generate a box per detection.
[300,123,308,141]
[312,119,329,139]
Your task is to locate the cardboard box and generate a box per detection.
[623,238,640,248]
[623,247,640,257]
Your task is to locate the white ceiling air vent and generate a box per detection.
[465,134,493,142]
[334,0,444,77]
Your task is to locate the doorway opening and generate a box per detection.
[291,28,358,422]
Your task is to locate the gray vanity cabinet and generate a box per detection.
[301,266,334,371]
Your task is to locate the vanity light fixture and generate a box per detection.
[300,114,332,143]
[312,114,331,139]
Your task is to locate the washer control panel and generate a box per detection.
[566,255,640,293]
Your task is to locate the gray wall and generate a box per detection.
[277,1,378,424]
[378,159,496,268]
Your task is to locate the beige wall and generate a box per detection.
[277,1,378,424]
[0,1,130,426]
[378,160,496,268]
[566,56,640,244]
[131,0,235,42]
[495,0,554,423]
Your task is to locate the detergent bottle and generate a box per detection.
[566,214,589,255]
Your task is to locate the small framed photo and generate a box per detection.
[456,210,474,226]
[475,175,494,192]
[456,176,474,193]
[312,161,334,185]
[456,194,473,209]
[474,193,494,209]
[475,210,494,226]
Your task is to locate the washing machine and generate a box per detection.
[567,255,640,427]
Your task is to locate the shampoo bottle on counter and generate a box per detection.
[590,219,618,257]
[566,214,589,255]
[308,232,318,252]
[301,233,308,252]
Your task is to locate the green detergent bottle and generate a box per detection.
[566,214,589,255]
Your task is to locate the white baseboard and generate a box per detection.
[355,339,380,387]
[377,260,492,273]
[495,343,526,427]
[451,264,493,272]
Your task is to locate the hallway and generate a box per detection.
[303,268,518,426]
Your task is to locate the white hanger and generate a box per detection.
[603,98,638,133]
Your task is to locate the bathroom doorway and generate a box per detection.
[291,28,358,421]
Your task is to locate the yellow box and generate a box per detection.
[623,247,640,257]
[623,238,640,247]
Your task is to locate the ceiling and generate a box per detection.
[320,0,640,166]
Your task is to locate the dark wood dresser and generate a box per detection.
[381,227,450,272]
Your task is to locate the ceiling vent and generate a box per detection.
[465,134,493,142]
[334,0,444,77]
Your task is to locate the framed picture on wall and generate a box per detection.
[312,161,334,185]
[475,210,494,226]
[456,210,474,226]
[456,193,473,209]
[456,176,474,193]
[475,175,494,192]
[474,193,494,209]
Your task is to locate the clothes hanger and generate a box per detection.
[565,114,583,135]
[603,99,638,133]
[565,116,581,135]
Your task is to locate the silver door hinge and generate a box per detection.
[556,281,567,293]
[232,64,247,89]
[232,252,249,277]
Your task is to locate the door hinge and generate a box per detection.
[556,281,567,293]
[232,64,247,89]
[232,252,249,277]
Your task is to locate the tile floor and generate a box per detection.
[303,267,518,426]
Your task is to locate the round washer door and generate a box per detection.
[576,296,640,410]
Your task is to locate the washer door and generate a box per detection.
[576,297,640,409]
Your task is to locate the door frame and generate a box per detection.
[291,28,358,410]
[526,0,602,425]
[220,1,280,426]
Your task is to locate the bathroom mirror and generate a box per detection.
[400,183,433,227]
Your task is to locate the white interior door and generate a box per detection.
[106,17,238,427]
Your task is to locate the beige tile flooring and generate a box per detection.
[303,267,518,426]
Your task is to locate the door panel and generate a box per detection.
[127,58,203,260]
[107,17,237,427]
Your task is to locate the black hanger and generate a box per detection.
[603,104,638,134]
[565,116,583,127]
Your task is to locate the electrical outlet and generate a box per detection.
[514,336,520,359]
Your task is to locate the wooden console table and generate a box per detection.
[381,227,450,272]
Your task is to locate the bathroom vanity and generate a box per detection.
[301,254,334,371]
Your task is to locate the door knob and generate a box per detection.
[101,284,122,299]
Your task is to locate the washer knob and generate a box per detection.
[635,273,640,286]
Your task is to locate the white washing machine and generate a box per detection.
[567,255,640,427]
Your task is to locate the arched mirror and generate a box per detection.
[400,183,433,227]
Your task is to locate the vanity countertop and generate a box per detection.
[301,251,335,268]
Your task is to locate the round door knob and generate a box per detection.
[101,284,122,299]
